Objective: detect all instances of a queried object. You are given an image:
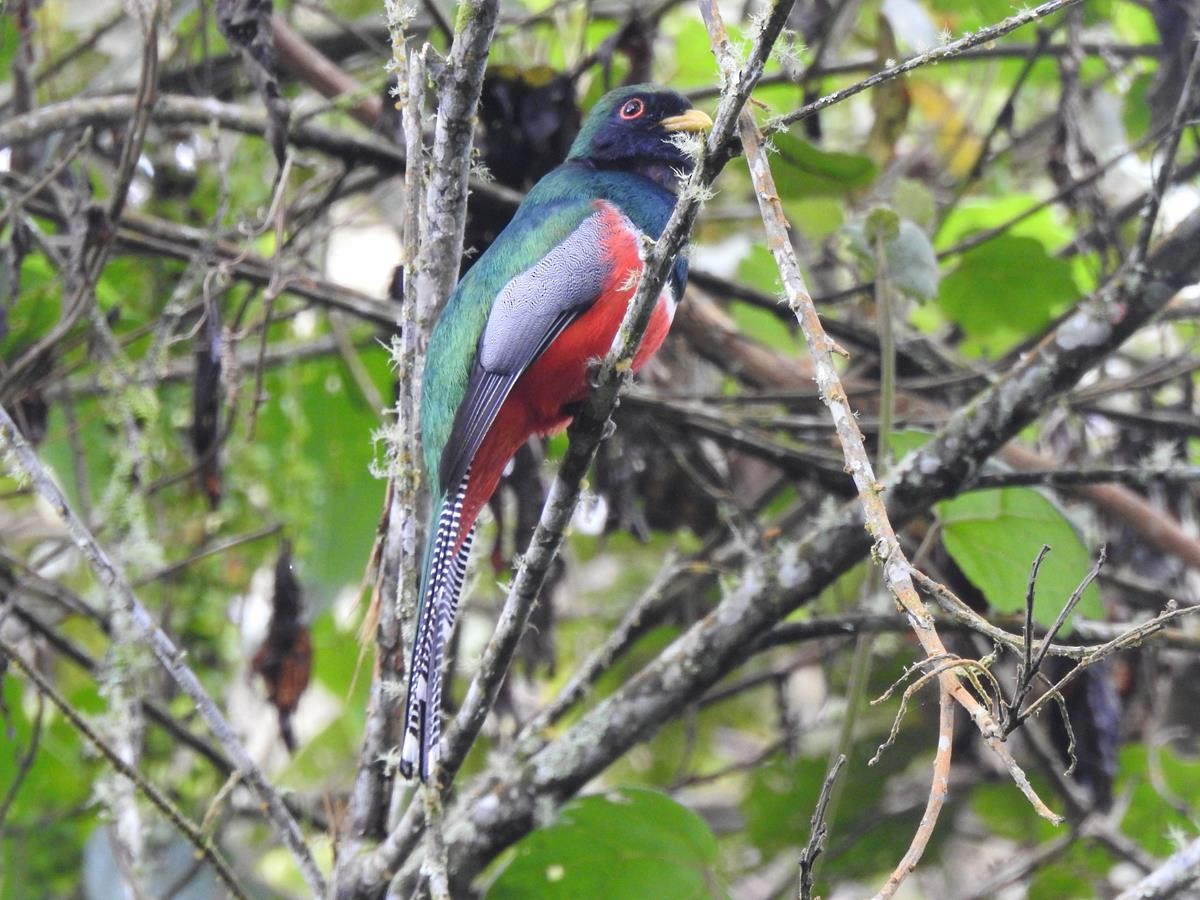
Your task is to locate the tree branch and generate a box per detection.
[0,404,327,896]
[386,172,1200,900]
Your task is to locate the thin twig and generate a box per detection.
[1130,38,1200,268]
[764,0,1083,134]
[132,523,283,587]
[797,753,845,900]
[730,12,1062,889]
[871,689,954,899]
[108,0,159,225]
[0,404,326,896]
[0,637,248,900]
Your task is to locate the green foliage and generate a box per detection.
[770,134,879,199]
[889,432,1102,627]
[0,674,101,897]
[254,351,390,592]
[845,209,941,301]
[938,486,1104,628]
[971,780,1060,843]
[745,722,950,887]
[937,195,1075,251]
[787,196,846,240]
[1116,744,1200,856]
[1122,72,1155,142]
[488,788,723,899]
[938,236,1079,357]
[0,253,60,357]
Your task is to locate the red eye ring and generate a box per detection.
[619,98,645,120]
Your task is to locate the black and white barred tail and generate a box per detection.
[400,477,474,782]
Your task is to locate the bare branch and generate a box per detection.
[798,753,845,900]
[0,404,327,896]
[765,0,1084,135]
[0,636,248,900]
[1116,836,1200,900]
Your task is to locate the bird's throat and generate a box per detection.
[594,159,683,194]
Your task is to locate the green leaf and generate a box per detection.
[745,726,946,880]
[255,350,390,592]
[1112,2,1159,42]
[770,134,878,198]
[846,216,940,301]
[1,254,60,357]
[892,178,935,230]
[937,195,1075,253]
[1027,842,1114,899]
[488,788,723,900]
[666,18,727,88]
[785,196,844,241]
[0,17,18,77]
[865,207,901,243]
[729,300,797,354]
[971,780,1061,843]
[938,487,1103,629]
[1115,744,1200,855]
[937,236,1078,357]
[1122,71,1154,142]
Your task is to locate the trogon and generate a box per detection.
[401,84,713,781]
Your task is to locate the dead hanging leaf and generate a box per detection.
[191,296,222,509]
[865,16,911,168]
[476,66,581,192]
[217,0,290,165]
[252,541,312,752]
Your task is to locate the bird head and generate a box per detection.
[568,85,713,180]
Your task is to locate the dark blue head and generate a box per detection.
[568,85,712,182]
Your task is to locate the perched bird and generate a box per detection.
[400,84,713,781]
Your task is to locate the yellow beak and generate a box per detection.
[661,108,714,134]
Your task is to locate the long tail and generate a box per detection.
[400,477,474,782]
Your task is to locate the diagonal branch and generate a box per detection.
[0,635,248,900]
[401,167,1200,900]
[0,404,327,896]
[764,0,1084,135]
[1116,835,1200,900]
[349,2,800,894]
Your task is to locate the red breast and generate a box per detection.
[454,201,676,549]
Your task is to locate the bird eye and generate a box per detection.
[619,98,645,120]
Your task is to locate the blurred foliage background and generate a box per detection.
[1,0,1199,897]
